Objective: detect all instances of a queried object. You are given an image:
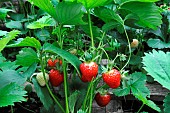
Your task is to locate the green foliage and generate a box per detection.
[0,61,19,71]
[5,21,23,30]
[55,2,86,25]
[27,16,56,29]
[43,43,82,74]
[27,0,57,20]
[115,0,159,5]
[0,30,20,52]
[0,83,27,107]
[119,2,162,30]
[68,90,80,113]
[7,37,41,51]
[16,48,39,67]
[77,0,111,9]
[0,70,26,89]
[0,30,8,37]
[113,72,149,97]
[22,63,37,80]
[77,109,86,113]
[147,38,170,49]
[32,78,53,110]
[129,72,150,97]
[134,92,161,112]
[0,8,13,20]
[164,93,170,113]
[142,50,170,90]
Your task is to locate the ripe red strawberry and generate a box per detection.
[49,69,64,87]
[95,92,111,107]
[47,59,62,67]
[102,69,121,88]
[79,61,98,82]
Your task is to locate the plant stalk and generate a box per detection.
[87,9,94,48]
[63,60,70,113]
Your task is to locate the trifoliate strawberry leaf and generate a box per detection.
[0,83,27,107]
[142,50,170,90]
[0,70,26,89]
[147,38,170,49]
[55,2,86,25]
[32,77,53,110]
[27,16,56,29]
[43,43,82,75]
[16,47,39,67]
[7,37,41,51]
[0,30,20,52]
[129,72,150,97]
[163,93,170,113]
[133,91,161,112]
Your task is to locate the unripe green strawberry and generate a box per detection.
[36,72,49,87]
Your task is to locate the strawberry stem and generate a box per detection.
[62,59,70,113]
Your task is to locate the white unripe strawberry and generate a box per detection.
[130,39,139,48]
[36,72,49,86]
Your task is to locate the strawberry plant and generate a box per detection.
[0,0,169,113]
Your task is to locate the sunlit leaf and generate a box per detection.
[142,50,170,90]
[147,38,170,49]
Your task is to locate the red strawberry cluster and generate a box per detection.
[47,58,64,87]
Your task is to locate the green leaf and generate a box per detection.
[77,109,86,113]
[80,25,100,37]
[0,53,6,62]
[43,43,82,75]
[7,37,41,50]
[112,87,130,96]
[16,48,39,67]
[0,61,19,71]
[147,38,170,49]
[164,93,170,113]
[5,21,23,29]
[129,72,150,97]
[32,78,53,110]
[69,90,80,113]
[102,21,124,33]
[0,8,13,20]
[142,50,170,90]
[119,2,162,30]
[116,0,159,5]
[133,92,161,112]
[27,0,57,20]
[55,2,86,25]
[0,30,20,52]
[27,16,56,29]
[34,29,50,42]
[94,7,124,24]
[0,70,26,89]
[0,30,8,36]
[77,0,110,9]
[22,63,37,79]
[0,83,27,107]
